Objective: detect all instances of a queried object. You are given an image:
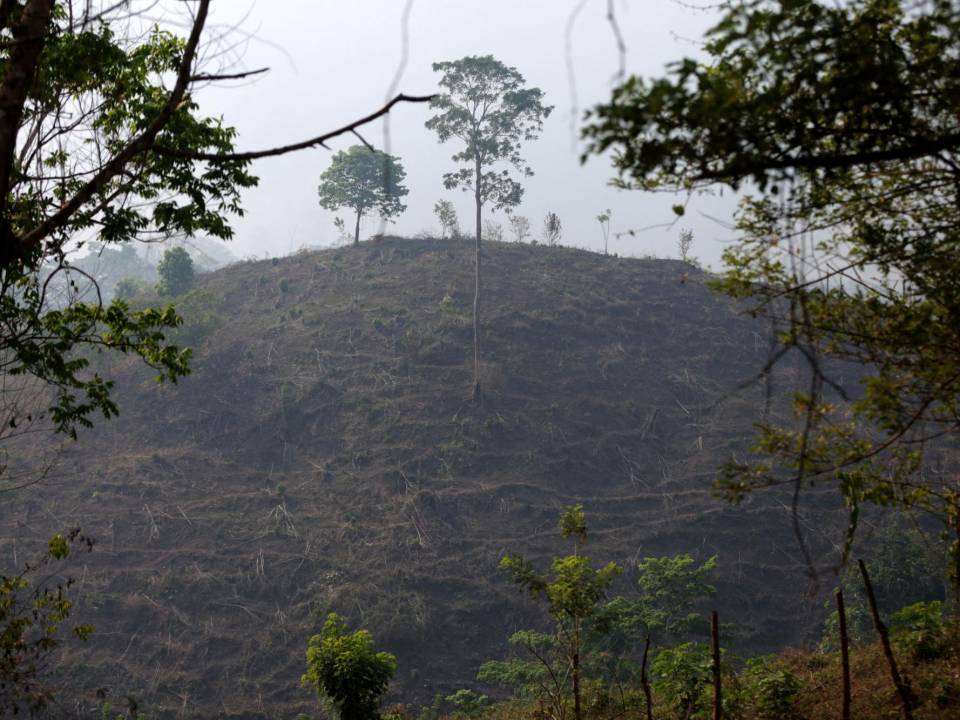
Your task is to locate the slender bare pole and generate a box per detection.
[640,634,653,720]
[836,589,851,720]
[711,610,722,720]
[858,559,916,720]
[472,155,482,404]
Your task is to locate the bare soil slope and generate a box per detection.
[3,238,840,719]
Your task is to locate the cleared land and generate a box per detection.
[3,238,844,718]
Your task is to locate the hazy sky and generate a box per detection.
[189,1,737,267]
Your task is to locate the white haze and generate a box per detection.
[190,0,737,268]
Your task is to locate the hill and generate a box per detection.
[2,237,844,719]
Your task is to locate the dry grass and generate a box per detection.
[2,237,857,718]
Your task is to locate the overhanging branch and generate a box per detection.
[153,93,436,162]
[190,66,270,82]
[16,0,212,263]
[697,132,960,182]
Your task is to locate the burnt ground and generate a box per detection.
[2,237,851,719]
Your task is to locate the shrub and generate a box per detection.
[302,613,397,720]
[433,200,460,240]
[165,290,222,348]
[482,219,503,243]
[439,287,457,315]
[445,689,489,717]
[651,642,713,720]
[744,657,803,720]
[508,214,531,243]
[890,600,949,661]
[542,212,562,246]
[1,530,94,716]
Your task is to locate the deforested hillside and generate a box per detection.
[2,237,843,719]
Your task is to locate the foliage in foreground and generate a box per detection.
[0,530,93,717]
[471,508,959,720]
[465,603,959,720]
[0,2,255,455]
[495,506,621,720]
[302,612,397,720]
[584,0,960,593]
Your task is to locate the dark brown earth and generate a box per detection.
[2,237,846,719]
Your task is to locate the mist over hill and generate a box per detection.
[65,237,239,303]
[3,238,843,719]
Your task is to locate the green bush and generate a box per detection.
[302,613,397,720]
[444,689,489,717]
[890,600,949,661]
[744,657,803,720]
[651,642,713,720]
[819,595,873,652]
[2,530,94,715]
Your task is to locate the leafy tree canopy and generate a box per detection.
[0,2,261,449]
[0,3,426,456]
[501,505,621,623]
[600,554,717,649]
[302,613,397,720]
[583,0,960,192]
[498,506,621,720]
[157,246,194,296]
[318,146,408,245]
[584,0,960,583]
[426,55,552,401]
[1,529,93,716]
[427,55,552,212]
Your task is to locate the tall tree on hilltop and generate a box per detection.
[426,55,552,402]
[583,0,960,589]
[318,146,409,246]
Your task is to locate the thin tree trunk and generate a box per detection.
[954,504,960,612]
[858,559,916,719]
[354,208,361,246]
[640,634,653,720]
[572,620,581,720]
[572,651,581,720]
[711,610,721,720]
[837,589,851,720]
[472,158,482,403]
[0,0,55,236]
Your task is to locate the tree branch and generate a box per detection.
[153,93,435,162]
[189,66,269,82]
[698,132,960,182]
[16,0,212,264]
